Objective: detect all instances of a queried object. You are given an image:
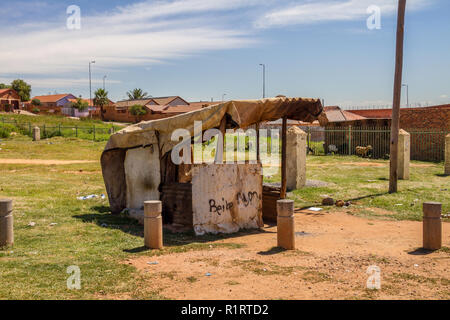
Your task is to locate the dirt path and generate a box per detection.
[0,159,97,165]
[128,210,450,300]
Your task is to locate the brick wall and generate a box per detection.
[399,105,450,130]
[347,105,450,130]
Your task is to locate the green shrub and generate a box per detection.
[0,123,16,139]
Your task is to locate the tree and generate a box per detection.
[0,83,11,89]
[94,88,109,120]
[126,88,149,100]
[11,79,31,101]
[129,104,148,123]
[31,99,41,107]
[72,98,89,112]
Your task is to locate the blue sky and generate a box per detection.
[0,0,449,108]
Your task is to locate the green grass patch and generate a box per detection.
[265,155,449,221]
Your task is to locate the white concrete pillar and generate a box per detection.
[144,201,163,249]
[286,127,307,190]
[33,126,41,142]
[445,134,450,176]
[423,202,442,250]
[277,200,295,250]
[398,129,410,180]
[0,199,13,247]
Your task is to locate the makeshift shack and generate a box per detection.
[101,98,323,235]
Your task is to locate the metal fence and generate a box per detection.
[0,118,117,142]
[305,126,448,162]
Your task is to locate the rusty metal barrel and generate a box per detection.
[423,202,442,250]
[0,199,14,247]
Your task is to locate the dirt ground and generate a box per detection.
[128,209,450,300]
[0,159,96,165]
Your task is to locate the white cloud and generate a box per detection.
[0,77,121,89]
[0,0,260,77]
[255,0,431,28]
[0,0,434,91]
[440,94,448,99]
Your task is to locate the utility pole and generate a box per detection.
[259,64,266,99]
[89,60,96,117]
[389,0,407,194]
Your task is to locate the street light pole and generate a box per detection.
[89,60,95,107]
[259,64,266,99]
[402,84,409,107]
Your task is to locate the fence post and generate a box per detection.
[144,201,163,249]
[0,199,14,248]
[32,127,41,142]
[58,124,61,136]
[93,125,96,141]
[277,200,295,250]
[43,124,46,137]
[423,202,442,250]
[75,125,78,138]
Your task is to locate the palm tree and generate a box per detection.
[94,88,109,120]
[126,88,149,100]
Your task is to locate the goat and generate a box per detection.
[356,145,373,158]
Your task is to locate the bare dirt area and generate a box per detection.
[0,159,96,165]
[128,210,450,300]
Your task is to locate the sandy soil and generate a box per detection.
[127,210,450,300]
[0,159,96,165]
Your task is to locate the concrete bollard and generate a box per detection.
[423,202,442,251]
[398,129,410,180]
[445,134,450,176]
[144,201,163,249]
[0,199,14,247]
[32,126,41,141]
[277,199,295,250]
[286,127,307,190]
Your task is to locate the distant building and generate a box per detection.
[29,94,77,114]
[319,104,450,130]
[62,98,115,118]
[103,96,205,123]
[146,96,189,107]
[0,88,21,111]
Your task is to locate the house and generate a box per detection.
[146,96,190,107]
[103,96,197,123]
[62,98,115,119]
[29,93,77,114]
[0,88,21,112]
